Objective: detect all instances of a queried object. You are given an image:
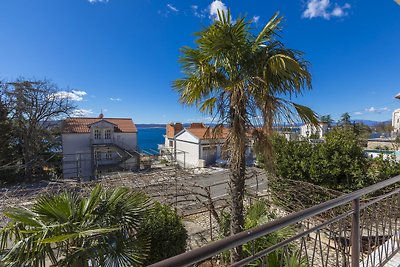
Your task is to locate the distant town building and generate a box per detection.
[300,123,328,139]
[274,126,301,141]
[62,114,139,179]
[392,108,400,136]
[160,123,253,168]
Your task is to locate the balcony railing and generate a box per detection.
[150,175,400,267]
[91,137,138,152]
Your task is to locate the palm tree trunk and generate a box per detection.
[229,156,246,262]
[229,92,247,263]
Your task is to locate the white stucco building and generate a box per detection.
[160,123,253,168]
[275,126,301,141]
[62,114,139,179]
[300,123,328,139]
[392,108,400,136]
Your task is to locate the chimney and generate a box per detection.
[174,123,183,133]
[166,122,183,138]
[190,123,205,129]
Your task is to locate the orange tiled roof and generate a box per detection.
[186,127,229,140]
[62,118,137,134]
[189,123,206,129]
[186,124,254,140]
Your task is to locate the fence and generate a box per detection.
[149,175,400,267]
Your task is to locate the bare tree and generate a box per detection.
[0,91,10,155]
[2,79,76,180]
[0,90,13,163]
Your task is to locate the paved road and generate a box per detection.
[140,167,269,215]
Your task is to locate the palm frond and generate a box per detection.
[0,185,152,266]
[252,12,282,51]
[3,207,43,227]
[293,103,319,125]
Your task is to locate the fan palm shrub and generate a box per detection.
[218,200,304,266]
[0,184,151,267]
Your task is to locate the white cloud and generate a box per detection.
[110,97,122,101]
[209,0,228,21]
[191,5,206,18]
[331,6,344,17]
[331,3,351,17]
[88,0,109,3]
[302,0,350,20]
[354,111,363,115]
[186,116,214,123]
[365,107,390,114]
[253,15,260,24]
[52,90,87,101]
[159,3,180,18]
[167,4,179,12]
[72,109,93,117]
[302,0,330,19]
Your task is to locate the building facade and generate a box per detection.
[160,123,253,168]
[62,114,139,179]
[392,108,400,136]
[300,123,328,139]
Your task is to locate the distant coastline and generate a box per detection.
[137,126,165,129]
[136,124,166,129]
[135,119,391,129]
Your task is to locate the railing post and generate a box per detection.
[351,198,360,267]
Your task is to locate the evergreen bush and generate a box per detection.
[138,202,188,265]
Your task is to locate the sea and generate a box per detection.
[137,127,165,153]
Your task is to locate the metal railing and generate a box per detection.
[150,175,400,267]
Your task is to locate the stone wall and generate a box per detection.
[367,140,396,150]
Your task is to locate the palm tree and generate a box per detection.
[0,185,151,266]
[320,114,333,128]
[173,11,317,261]
[340,112,351,126]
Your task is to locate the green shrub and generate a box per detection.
[367,154,400,194]
[272,128,370,192]
[218,200,296,266]
[138,202,188,265]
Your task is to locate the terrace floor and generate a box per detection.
[385,254,400,267]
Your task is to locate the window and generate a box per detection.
[94,129,101,139]
[95,151,102,161]
[106,150,112,160]
[105,129,111,140]
[169,140,173,147]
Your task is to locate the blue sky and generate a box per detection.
[0,0,399,123]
